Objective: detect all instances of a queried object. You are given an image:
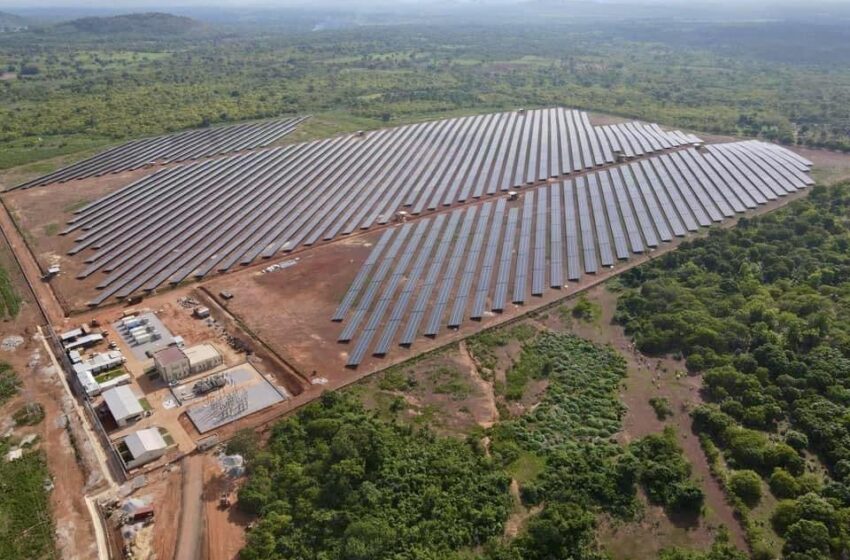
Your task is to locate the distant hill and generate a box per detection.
[55,12,202,36]
[0,10,29,31]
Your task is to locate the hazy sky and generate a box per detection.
[4,0,849,19]
[2,0,826,7]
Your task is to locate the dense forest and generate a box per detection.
[1,17,849,171]
[616,183,850,559]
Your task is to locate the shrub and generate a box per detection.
[649,397,673,420]
[769,468,800,499]
[728,470,762,506]
[12,403,44,426]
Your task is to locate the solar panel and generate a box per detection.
[338,223,414,342]
[704,146,776,202]
[346,220,429,365]
[549,184,564,286]
[575,177,599,272]
[608,168,644,253]
[626,163,671,242]
[597,171,630,259]
[525,109,542,184]
[424,206,479,336]
[670,150,735,217]
[656,154,716,225]
[556,108,572,174]
[66,106,812,306]
[512,191,535,303]
[532,188,548,295]
[399,211,462,346]
[331,229,395,320]
[708,145,781,199]
[471,198,507,319]
[16,116,309,189]
[637,159,690,235]
[375,214,446,354]
[448,203,493,327]
[565,110,584,171]
[744,141,812,186]
[579,111,606,166]
[492,207,519,311]
[563,181,582,279]
[583,174,614,266]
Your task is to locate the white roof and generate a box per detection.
[59,327,83,341]
[123,428,167,458]
[102,386,143,421]
[64,333,104,350]
[73,365,100,396]
[184,344,220,366]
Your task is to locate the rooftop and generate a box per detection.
[154,345,186,367]
[123,427,167,458]
[184,343,220,366]
[102,385,143,421]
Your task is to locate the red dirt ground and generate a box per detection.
[0,238,99,559]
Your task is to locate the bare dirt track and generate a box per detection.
[175,454,204,560]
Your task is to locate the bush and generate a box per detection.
[631,428,704,515]
[728,470,762,506]
[784,430,809,452]
[649,397,673,420]
[0,363,19,405]
[12,403,44,426]
[783,520,831,556]
[571,296,599,322]
[769,468,800,499]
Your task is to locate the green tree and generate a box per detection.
[728,470,762,506]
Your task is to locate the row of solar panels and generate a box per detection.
[15,116,309,190]
[68,108,696,230]
[333,141,813,367]
[62,108,701,305]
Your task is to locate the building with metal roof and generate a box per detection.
[101,385,144,427]
[120,427,168,468]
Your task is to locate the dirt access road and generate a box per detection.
[175,454,205,560]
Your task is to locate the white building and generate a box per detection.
[185,344,222,375]
[64,333,104,351]
[154,343,222,383]
[121,427,168,468]
[101,386,144,427]
[73,351,127,397]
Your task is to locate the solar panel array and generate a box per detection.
[333,141,814,366]
[62,107,700,305]
[15,116,309,189]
